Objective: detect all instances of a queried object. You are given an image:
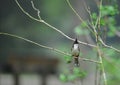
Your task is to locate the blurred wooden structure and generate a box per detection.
[0,54,59,85]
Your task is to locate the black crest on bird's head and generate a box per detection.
[74,38,78,44]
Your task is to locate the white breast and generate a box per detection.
[74,44,79,49]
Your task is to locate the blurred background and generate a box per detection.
[0,0,120,85]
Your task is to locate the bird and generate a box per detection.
[71,38,80,67]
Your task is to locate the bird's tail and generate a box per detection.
[74,57,79,67]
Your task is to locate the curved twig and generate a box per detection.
[66,0,94,34]
[0,32,100,64]
[15,0,96,48]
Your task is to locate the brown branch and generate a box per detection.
[15,0,96,48]
[0,32,100,64]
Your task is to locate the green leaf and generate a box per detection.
[91,13,97,20]
[108,17,116,25]
[107,31,115,37]
[68,74,76,81]
[64,56,72,63]
[74,25,89,35]
[73,67,81,74]
[101,5,119,17]
[101,7,108,16]
[73,67,87,78]
[100,18,106,26]
[103,49,115,57]
[81,22,87,28]
[74,26,83,35]
[59,74,67,82]
[110,26,116,33]
[107,25,116,37]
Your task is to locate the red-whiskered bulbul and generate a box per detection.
[71,38,80,67]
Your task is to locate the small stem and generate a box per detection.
[66,0,83,23]
[95,0,107,85]
[98,70,102,85]
[15,0,120,53]
[100,39,120,53]
[0,32,100,64]
[15,0,96,48]
[15,0,40,22]
[42,21,97,48]
[79,57,101,64]
[66,0,94,34]
[96,41,107,85]
[31,1,41,19]
[0,32,70,56]
[97,48,107,85]
[95,52,99,85]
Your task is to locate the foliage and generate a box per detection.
[59,67,87,82]
[64,55,72,63]
[102,48,120,85]
[90,2,119,37]
[1,0,120,85]
[74,22,90,35]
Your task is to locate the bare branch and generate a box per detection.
[0,32,69,56]
[41,20,97,47]
[83,0,93,23]
[97,46,107,85]
[79,57,101,64]
[0,32,100,64]
[66,0,94,34]
[15,0,41,22]
[15,0,96,48]
[31,1,41,19]
[66,0,84,23]
[15,0,120,53]
[100,39,120,53]
[96,0,107,85]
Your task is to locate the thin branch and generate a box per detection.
[85,34,96,45]
[88,0,108,84]
[15,0,41,22]
[43,20,97,47]
[104,44,120,53]
[66,0,84,23]
[15,0,96,48]
[66,0,94,34]
[0,32,100,64]
[83,0,94,26]
[99,38,120,53]
[94,22,120,53]
[0,32,69,56]
[97,0,107,85]
[95,62,99,85]
[31,1,41,19]
[15,0,120,60]
[103,56,120,72]
[82,0,100,44]
[79,57,101,64]
[83,0,107,48]
[42,20,97,48]
[97,47,107,85]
